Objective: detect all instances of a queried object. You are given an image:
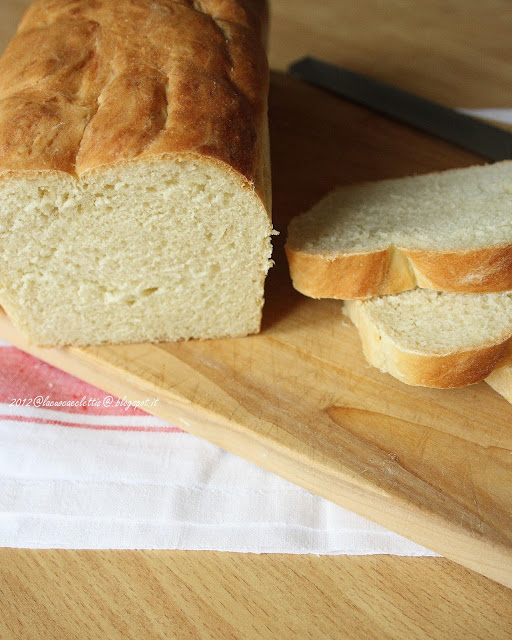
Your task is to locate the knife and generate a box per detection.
[288,56,512,162]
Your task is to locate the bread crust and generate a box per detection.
[286,243,512,299]
[0,0,269,200]
[344,301,512,388]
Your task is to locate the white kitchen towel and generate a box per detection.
[0,343,435,554]
[457,108,512,124]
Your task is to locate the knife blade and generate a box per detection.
[288,56,512,162]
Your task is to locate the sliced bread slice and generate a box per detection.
[343,289,512,388]
[286,162,512,299]
[485,365,512,404]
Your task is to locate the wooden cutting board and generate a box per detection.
[2,72,511,588]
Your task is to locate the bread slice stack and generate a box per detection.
[285,162,512,399]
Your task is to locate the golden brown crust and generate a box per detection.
[0,0,269,196]
[405,245,512,292]
[285,246,416,299]
[286,243,512,299]
[383,342,512,388]
[344,301,512,389]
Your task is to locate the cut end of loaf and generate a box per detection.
[0,157,273,346]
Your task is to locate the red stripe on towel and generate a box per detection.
[0,413,183,433]
[0,346,184,432]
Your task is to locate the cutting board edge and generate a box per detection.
[1,314,511,589]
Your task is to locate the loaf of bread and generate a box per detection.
[286,162,512,299]
[344,289,512,388]
[0,0,273,345]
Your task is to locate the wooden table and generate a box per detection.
[1,1,511,638]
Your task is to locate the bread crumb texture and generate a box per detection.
[288,162,512,253]
[349,289,512,354]
[0,0,273,345]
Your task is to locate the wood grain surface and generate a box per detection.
[1,552,512,640]
[1,0,512,638]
